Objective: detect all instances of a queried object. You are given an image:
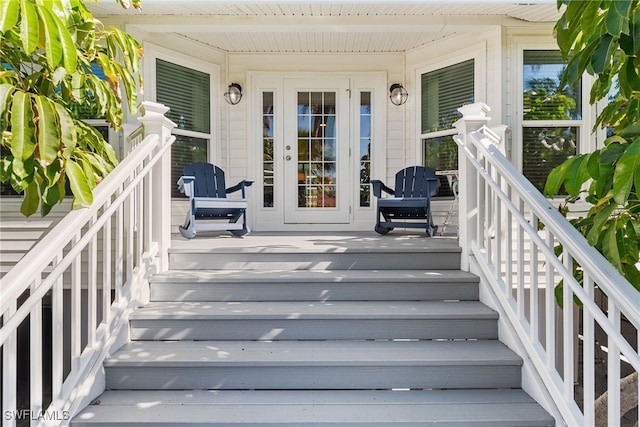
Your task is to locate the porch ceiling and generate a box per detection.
[90,1,561,53]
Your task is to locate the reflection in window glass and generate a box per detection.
[360,92,371,207]
[171,135,208,198]
[523,127,577,193]
[296,91,337,208]
[263,92,275,207]
[523,50,581,120]
[522,51,581,193]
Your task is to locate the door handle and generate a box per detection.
[285,155,292,161]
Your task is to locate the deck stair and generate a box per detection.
[72,233,554,426]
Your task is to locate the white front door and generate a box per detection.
[283,78,351,224]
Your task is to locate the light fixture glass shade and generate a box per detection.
[389,83,408,106]
[224,83,243,105]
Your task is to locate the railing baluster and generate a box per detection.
[30,278,43,427]
[583,271,595,427]
[517,197,525,320]
[530,215,539,340]
[544,229,555,371]
[115,198,124,302]
[608,301,621,427]
[562,252,574,399]
[71,233,82,372]
[126,178,134,284]
[103,201,112,326]
[52,252,64,404]
[3,302,17,427]
[505,185,513,299]
[88,215,98,347]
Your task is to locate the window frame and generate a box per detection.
[512,39,594,176]
[415,43,486,174]
[143,43,220,175]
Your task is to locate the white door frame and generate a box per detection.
[248,71,387,231]
[283,78,350,224]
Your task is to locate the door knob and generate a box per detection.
[285,155,292,161]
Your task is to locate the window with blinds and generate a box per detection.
[421,59,474,134]
[156,59,211,198]
[522,50,581,193]
[421,59,474,197]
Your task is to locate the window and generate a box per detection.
[156,59,211,198]
[522,50,581,192]
[359,92,372,207]
[421,59,474,196]
[262,92,275,208]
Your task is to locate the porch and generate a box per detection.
[1,104,638,427]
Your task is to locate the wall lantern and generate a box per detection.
[389,83,408,106]
[224,83,243,105]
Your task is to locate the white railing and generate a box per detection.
[0,102,175,427]
[455,103,640,427]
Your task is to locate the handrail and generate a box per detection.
[0,134,159,318]
[0,101,175,427]
[455,103,639,427]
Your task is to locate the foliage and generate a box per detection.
[545,0,640,291]
[0,0,142,216]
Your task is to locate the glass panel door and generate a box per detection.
[284,79,350,223]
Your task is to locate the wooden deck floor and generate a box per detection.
[170,198,460,252]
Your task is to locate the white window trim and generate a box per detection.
[414,42,487,163]
[511,39,595,172]
[142,42,221,164]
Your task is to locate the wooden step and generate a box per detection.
[72,389,554,426]
[104,340,522,390]
[168,237,462,271]
[129,301,498,340]
[149,269,480,301]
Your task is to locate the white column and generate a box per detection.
[454,102,492,271]
[137,101,176,272]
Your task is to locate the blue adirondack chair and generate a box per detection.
[371,166,440,236]
[177,163,254,238]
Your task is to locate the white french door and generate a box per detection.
[283,78,351,224]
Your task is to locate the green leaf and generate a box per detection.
[603,224,623,272]
[600,142,627,165]
[10,91,36,162]
[618,121,640,138]
[36,4,63,69]
[612,138,640,205]
[605,0,631,37]
[591,34,615,74]
[19,0,39,54]
[20,180,39,217]
[545,155,576,196]
[587,201,616,245]
[622,264,640,292]
[54,6,77,72]
[565,154,590,196]
[54,103,77,159]
[0,0,19,34]
[586,151,601,179]
[0,83,16,125]
[34,95,60,166]
[65,160,93,208]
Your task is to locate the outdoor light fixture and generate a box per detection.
[389,83,408,106]
[224,83,243,105]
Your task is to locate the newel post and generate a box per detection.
[138,101,176,272]
[454,102,492,271]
